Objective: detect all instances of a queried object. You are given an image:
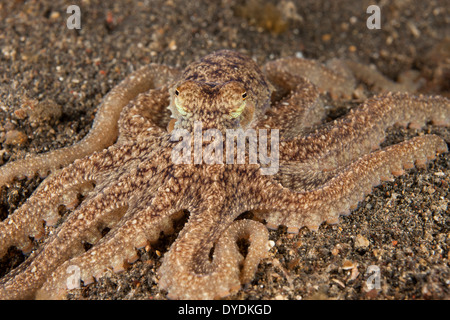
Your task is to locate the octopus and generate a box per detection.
[0,50,449,300]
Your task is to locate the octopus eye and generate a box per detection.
[174,89,188,116]
[242,91,247,100]
[229,99,246,119]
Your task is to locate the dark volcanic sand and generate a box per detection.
[0,0,449,300]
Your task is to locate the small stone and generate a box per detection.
[342,259,356,270]
[49,11,61,19]
[352,84,367,100]
[407,21,420,38]
[168,39,177,51]
[331,278,345,288]
[4,130,28,146]
[293,240,302,249]
[355,234,370,248]
[21,98,62,124]
[321,34,331,42]
[331,247,340,256]
[13,108,27,119]
[349,265,360,281]
[365,288,378,299]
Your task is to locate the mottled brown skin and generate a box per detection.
[0,50,449,300]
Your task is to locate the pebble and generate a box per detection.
[168,40,177,51]
[49,11,60,20]
[331,278,345,288]
[4,130,27,145]
[342,259,356,270]
[355,234,370,248]
[321,34,331,42]
[331,246,340,256]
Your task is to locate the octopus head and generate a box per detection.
[167,79,256,133]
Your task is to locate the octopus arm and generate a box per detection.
[0,64,180,187]
[258,135,448,234]
[336,59,424,93]
[0,152,170,299]
[280,93,450,170]
[257,77,325,139]
[35,189,183,300]
[117,85,173,143]
[263,56,356,100]
[263,56,422,101]
[159,205,269,300]
[0,141,146,259]
[0,183,131,299]
[273,160,339,192]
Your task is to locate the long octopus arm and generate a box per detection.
[154,164,272,300]
[281,93,450,170]
[263,56,421,102]
[0,144,177,299]
[0,64,180,186]
[257,77,325,139]
[336,59,424,93]
[256,134,448,234]
[0,147,186,300]
[263,56,356,100]
[159,204,269,300]
[273,160,339,192]
[0,157,158,299]
[0,141,149,258]
[35,188,184,300]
